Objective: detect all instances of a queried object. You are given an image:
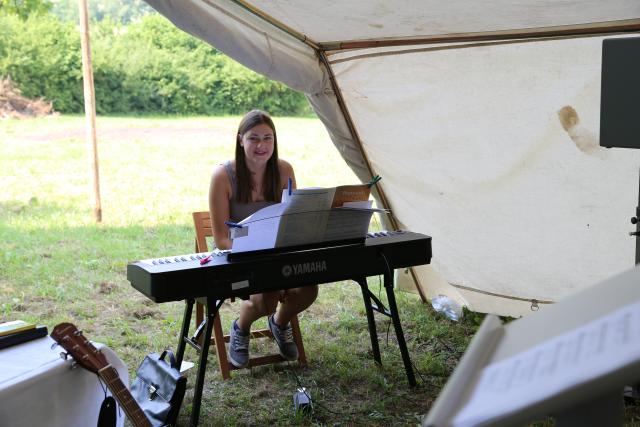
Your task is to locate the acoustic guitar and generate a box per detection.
[51,322,152,427]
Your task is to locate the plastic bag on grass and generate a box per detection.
[431,295,464,321]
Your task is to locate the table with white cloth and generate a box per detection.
[0,335,128,427]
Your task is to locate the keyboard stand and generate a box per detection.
[174,269,416,426]
[175,296,219,427]
[357,271,416,387]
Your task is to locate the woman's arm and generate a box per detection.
[278,159,297,191]
[209,165,233,250]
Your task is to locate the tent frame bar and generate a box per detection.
[223,5,640,52]
[322,19,640,51]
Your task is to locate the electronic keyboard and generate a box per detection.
[127,230,432,303]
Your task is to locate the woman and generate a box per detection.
[209,110,319,368]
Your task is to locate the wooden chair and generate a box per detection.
[192,211,307,380]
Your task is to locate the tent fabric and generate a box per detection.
[338,36,640,315]
[145,0,640,316]
[246,0,638,42]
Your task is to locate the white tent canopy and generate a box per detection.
[145,0,640,316]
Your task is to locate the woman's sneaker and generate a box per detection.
[228,319,250,368]
[268,314,298,361]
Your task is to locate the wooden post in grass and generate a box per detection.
[78,0,102,222]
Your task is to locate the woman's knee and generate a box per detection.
[306,285,319,302]
[251,292,280,316]
[287,285,318,306]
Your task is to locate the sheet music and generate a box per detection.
[280,187,334,209]
[231,185,378,253]
[452,300,640,426]
[233,203,286,252]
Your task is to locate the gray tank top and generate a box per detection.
[224,160,276,222]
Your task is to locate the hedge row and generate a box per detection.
[0,13,310,115]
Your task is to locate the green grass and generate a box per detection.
[2,115,638,426]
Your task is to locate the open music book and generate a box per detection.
[423,266,640,427]
[229,183,386,254]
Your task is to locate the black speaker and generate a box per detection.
[600,36,640,149]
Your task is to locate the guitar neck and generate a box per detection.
[98,365,152,427]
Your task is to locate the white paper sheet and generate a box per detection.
[452,300,640,426]
[231,203,285,252]
[280,187,335,209]
[231,184,378,253]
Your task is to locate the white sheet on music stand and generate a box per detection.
[231,191,378,253]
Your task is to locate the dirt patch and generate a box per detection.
[132,306,161,320]
[0,77,56,119]
[557,104,603,158]
[96,281,117,294]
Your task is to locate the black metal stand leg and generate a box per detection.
[176,298,195,367]
[189,297,217,427]
[383,269,417,387]
[357,277,382,364]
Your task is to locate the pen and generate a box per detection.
[288,177,292,196]
[224,221,243,229]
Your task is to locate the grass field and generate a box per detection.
[1,115,638,426]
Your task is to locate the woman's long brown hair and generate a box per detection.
[235,110,281,203]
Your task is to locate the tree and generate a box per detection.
[0,0,52,19]
[50,0,154,24]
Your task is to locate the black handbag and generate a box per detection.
[130,350,186,427]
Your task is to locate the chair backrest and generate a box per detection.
[192,211,213,253]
